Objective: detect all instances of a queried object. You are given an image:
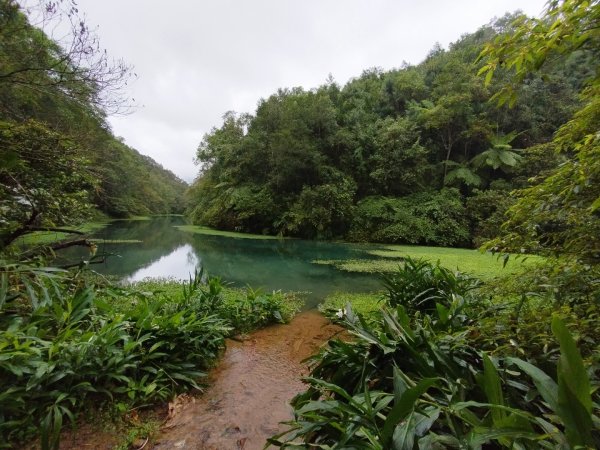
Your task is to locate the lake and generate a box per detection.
[61,217,385,308]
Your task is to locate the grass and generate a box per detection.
[319,291,385,319]
[113,416,161,450]
[175,225,286,240]
[112,215,152,221]
[13,220,111,246]
[313,245,543,281]
[90,239,143,244]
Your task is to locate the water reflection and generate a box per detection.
[127,244,200,282]
[62,217,383,307]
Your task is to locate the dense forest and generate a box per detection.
[187,12,589,247]
[0,0,186,248]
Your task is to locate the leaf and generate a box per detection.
[414,407,440,436]
[498,151,520,167]
[382,378,437,446]
[435,303,449,324]
[393,366,408,401]
[392,411,416,450]
[0,273,7,311]
[444,166,482,187]
[466,427,543,447]
[482,354,506,425]
[477,65,490,76]
[484,69,494,86]
[552,316,594,447]
[506,357,558,411]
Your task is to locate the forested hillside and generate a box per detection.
[0,1,186,245]
[188,12,587,246]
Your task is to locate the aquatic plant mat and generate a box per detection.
[313,244,542,280]
[175,225,286,240]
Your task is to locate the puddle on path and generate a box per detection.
[151,310,342,450]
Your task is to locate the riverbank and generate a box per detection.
[50,310,342,450]
[152,310,342,450]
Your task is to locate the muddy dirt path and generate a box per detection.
[151,310,341,450]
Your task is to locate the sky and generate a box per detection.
[61,0,548,183]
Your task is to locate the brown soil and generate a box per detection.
[34,310,340,450]
[151,310,341,450]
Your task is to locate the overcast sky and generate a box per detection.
[66,0,548,183]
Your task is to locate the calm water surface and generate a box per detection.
[62,217,385,307]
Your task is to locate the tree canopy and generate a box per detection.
[479,0,600,264]
[187,11,587,246]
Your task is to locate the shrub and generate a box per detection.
[270,262,600,449]
[381,257,480,315]
[271,309,600,449]
[466,188,515,247]
[348,189,470,246]
[0,266,302,449]
[129,276,303,334]
[280,177,356,239]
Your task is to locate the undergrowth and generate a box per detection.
[271,257,600,449]
[0,265,301,449]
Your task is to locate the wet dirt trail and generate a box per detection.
[151,310,341,450]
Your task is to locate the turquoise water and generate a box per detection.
[61,217,385,307]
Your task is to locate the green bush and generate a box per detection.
[280,176,356,239]
[217,287,302,333]
[466,187,514,247]
[0,266,302,449]
[348,189,470,246]
[129,276,303,334]
[0,275,230,449]
[271,262,600,449]
[272,308,600,449]
[382,257,480,315]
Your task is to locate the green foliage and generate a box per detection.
[381,257,479,315]
[186,11,584,245]
[0,270,215,447]
[0,264,301,449]
[130,276,303,333]
[348,196,433,244]
[93,138,188,218]
[466,187,515,246]
[370,117,429,195]
[0,120,97,248]
[280,175,356,239]
[349,189,470,246]
[479,0,600,267]
[0,1,186,236]
[471,132,522,171]
[271,263,600,449]
[216,287,302,333]
[444,161,482,188]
